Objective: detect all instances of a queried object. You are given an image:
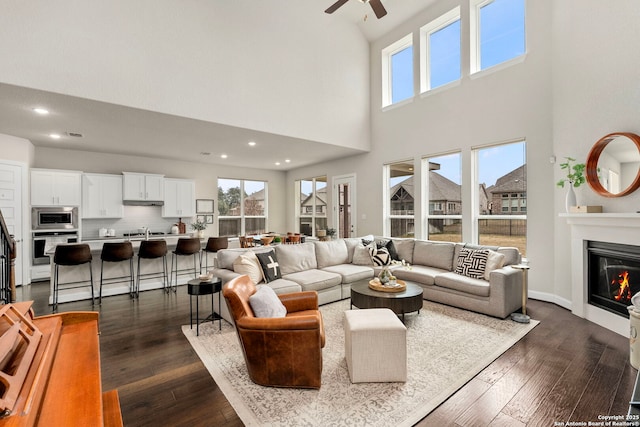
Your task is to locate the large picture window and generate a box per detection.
[470,0,526,74]
[474,141,526,255]
[385,161,414,238]
[420,7,461,93]
[423,152,462,242]
[296,176,327,236]
[218,178,267,237]
[381,34,413,107]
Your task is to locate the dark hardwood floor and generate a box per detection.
[18,281,635,427]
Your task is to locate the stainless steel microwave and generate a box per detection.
[31,207,79,230]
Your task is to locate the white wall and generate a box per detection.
[33,147,288,236]
[0,133,34,165]
[552,0,640,304]
[0,0,370,151]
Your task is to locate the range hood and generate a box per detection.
[123,200,164,206]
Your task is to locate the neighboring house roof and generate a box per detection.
[301,186,327,206]
[390,173,461,202]
[246,189,265,201]
[487,165,527,194]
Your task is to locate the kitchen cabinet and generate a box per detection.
[122,172,164,202]
[82,173,124,218]
[162,178,195,217]
[31,169,82,206]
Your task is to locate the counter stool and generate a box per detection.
[53,243,94,312]
[170,238,201,291]
[137,239,168,296]
[201,237,228,273]
[99,241,134,303]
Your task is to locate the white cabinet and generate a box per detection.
[31,169,82,206]
[162,178,195,218]
[122,172,164,201]
[82,173,123,218]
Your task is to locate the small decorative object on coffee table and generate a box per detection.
[510,264,531,323]
[369,278,406,293]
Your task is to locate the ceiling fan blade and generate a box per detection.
[325,0,350,14]
[369,0,387,19]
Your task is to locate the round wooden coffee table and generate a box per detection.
[350,279,423,322]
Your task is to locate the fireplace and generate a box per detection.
[588,241,640,318]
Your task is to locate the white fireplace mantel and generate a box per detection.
[560,212,640,336]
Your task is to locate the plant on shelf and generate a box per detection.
[556,157,586,188]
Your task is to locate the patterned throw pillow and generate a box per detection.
[256,251,282,283]
[368,245,391,266]
[454,248,489,279]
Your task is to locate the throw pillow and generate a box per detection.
[454,248,490,279]
[377,239,400,261]
[232,251,263,284]
[483,250,506,281]
[249,285,287,318]
[368,245,391,266]
[256,250,282,283]
[352,243,374,266]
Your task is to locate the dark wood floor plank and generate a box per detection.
[15,284,636,427]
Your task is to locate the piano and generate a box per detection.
[0,302,122,426]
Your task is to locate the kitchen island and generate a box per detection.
[46,234,210,305]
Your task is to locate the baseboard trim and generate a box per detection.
[528,290,572,311]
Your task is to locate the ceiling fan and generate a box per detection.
[325,0,388,19]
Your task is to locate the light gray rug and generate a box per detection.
[182,299,538,427]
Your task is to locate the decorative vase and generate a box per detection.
[565,184,577,212]
[196,230,204,239]
[378,267,391,284]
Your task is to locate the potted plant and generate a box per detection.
[191,218,207,238]
[326,228,337,239]
[556,157,586,212]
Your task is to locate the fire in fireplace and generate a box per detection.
[588,241,640,318]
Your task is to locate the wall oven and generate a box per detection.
[32,231,79,265]
[31,207,78,230]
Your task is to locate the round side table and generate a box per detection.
[187,277,222,335]
[510,264,531,323]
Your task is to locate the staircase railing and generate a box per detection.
[0,210,16,303]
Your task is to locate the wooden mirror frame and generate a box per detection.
[586,132,640,197]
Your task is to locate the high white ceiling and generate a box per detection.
[0,0,436,171]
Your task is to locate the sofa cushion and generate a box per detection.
[376,238,400,261]
[216,247,272,270]
[321,264,374,283]
[392,264,444,286]
[283,269,342,293]
[314,240,349,268]
[435,271,490,297]
[275,242,318,275]
[265,278,303,295]
[249,284,287,318]
[352,243,374,266]
[413,241,455,271]
[343,238,362,263]
[232,251,263,284]
[256,250,282,283]
[368,245,391,266]
[484,250,506,281]
[454,248,489,280]
[392,239,415,264]
[497,247,520,266]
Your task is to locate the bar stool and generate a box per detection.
[201,236,228,273]
[53,243,94,312]
[99,241,134,303]
[137,239,168,296]
[170,237,201,291]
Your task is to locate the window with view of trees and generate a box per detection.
[423,152,462,242]
[218,178,267,237]
[296,176,327,236]
[385,161,415,238]
[475,141,526,255]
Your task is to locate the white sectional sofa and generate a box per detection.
[209,237,524,323]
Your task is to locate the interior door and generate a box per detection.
[0,162,24,285]
[333,174,356,238]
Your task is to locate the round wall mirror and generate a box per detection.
[586,132,640,197]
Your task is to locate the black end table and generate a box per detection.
[188,277,222,336]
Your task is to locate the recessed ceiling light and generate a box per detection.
[49,133,61,139]
[33,107,49,115]
[285,159,291,163]
[248,141,256,147]
[275,162,281,166]
[221,154,228,159]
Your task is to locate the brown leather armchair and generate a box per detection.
[223,275,325,389]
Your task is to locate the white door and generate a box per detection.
[333,174,356,238]
[0,162,24,285]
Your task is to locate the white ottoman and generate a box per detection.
[343,308,407,383]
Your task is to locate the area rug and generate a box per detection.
[182,300,538,427]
